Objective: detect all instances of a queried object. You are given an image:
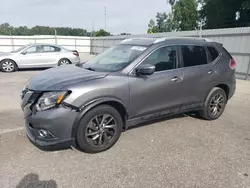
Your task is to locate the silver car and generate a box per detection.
[0,43,80,72]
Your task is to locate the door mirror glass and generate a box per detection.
[136,64,155,76]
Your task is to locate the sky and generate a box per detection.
[1,0,171,34]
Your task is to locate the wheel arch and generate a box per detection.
[71,97,129,138]
[215,84,230,99]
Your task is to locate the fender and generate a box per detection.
[71,97,128,138]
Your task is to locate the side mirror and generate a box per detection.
[136,64,155,76]
[21,51,27,55]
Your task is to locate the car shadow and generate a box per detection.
[18,68,49,72]
[16,173,57,188]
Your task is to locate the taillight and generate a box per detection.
[229,58,236,70]
[73,51,79,56]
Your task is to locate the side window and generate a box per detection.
[43,46,61,52]
[207,46,219,61]
[26,45,44,53]
[181,45,208,67]
[142,46,177,72]
[26,46,37,54]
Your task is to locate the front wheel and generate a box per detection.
[76,105,123,153]
[198,87,227,120]
[0,59,18,72]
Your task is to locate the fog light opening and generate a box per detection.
[38,129,48,138]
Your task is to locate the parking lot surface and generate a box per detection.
[0,70,250,188]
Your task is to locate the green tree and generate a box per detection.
[94,29,111,37]
[147,19,158,33]
[0,23,11,35]
[147,0,198,33]
[199,0,250,29]
[173,0,198,31]
[0,23,104,36]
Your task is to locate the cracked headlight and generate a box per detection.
[36,91,69,111]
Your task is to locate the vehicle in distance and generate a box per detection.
[0,43,80,72]
[21,37,236,153]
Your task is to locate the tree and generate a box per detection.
[147,19,158,33]
[147,0,198,33]
[173,0,198,31]
[94,29,111,37]
[0,23,106,36]
[0,23,11,35]
[199,0,250,29]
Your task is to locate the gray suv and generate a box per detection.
[21,37,236,153]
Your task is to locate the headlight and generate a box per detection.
[36,91,69,111]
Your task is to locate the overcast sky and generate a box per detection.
[1,0,171,34]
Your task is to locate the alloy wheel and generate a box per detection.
[59,59,70,66]
[85,114,117,147]
[209,93,225,116]
[2,61,14,72]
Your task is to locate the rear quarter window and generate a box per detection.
[180,45,208,67]
[207,46,219,61]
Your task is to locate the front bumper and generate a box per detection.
[24,106,79,150]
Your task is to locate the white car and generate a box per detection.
[0,43,80,72]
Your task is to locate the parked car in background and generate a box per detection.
[21,37,236,153]
[0,43,80,72]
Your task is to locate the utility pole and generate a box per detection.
[91,20,94,37]
[168,0,175,32]
[54,29,57,44]
[104,5,107,30]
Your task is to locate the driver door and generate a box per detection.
[128,45,184,119]
[17,45,44,68]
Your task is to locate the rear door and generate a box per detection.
[178,45,220,107]
[41,45,61,66]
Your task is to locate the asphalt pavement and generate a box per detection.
[0,70,250,188]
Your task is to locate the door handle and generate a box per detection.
[208,70,214,74]
[171,77,182,82]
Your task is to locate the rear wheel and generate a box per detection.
[0,59,18,72]
[198,87,227,120]
[76,105,123,153]
[58,58,71,66]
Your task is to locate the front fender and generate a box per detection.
[70,97,128,138]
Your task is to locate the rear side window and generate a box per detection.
[180,45,208,67]
[43,45,61,52]
[207,46,219,61]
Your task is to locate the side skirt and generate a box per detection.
[125,103,203,129]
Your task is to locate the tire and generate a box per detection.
[58,58,71,66]
[198,87,227,120]
[76,105,123,153]
[0,59,18,72]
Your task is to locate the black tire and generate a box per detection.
[0,59,18,72]
[76,105,123,153]
[58,58,71,66]
[198,87,227,120]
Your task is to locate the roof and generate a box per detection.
[120,37,215,46]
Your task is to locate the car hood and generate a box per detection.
[27,65,109,91]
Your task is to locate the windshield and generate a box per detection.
[82,45,147,72]
[11,45,28,53]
